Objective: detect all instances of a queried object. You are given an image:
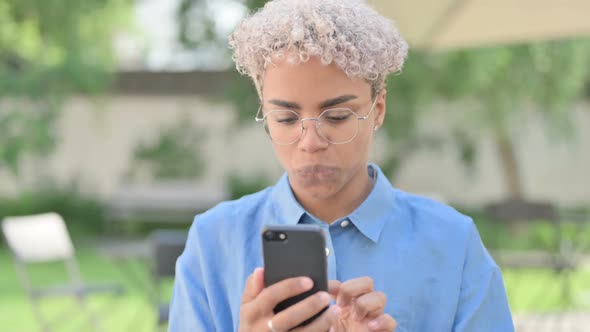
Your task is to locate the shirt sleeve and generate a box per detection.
[452,222,514,332]
[168,219,215,331]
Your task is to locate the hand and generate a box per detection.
[329,277,397,332]
[239,268,340,332]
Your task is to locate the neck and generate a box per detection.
[293,165,374,224]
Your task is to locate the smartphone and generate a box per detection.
[262,224,329,326]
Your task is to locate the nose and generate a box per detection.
[297,118,329,151]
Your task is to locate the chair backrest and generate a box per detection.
[1,212,75,263]
[150,230,187,278]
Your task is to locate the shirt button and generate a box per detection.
[325,247,330,256]
[340,220,350,228]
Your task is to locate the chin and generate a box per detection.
[291,175,339,199]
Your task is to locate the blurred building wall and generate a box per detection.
[393,102,590,206]
[0,95,284,199]
[0,72,589,207]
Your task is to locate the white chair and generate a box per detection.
[1,212,124,332]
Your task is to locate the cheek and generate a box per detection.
[348,131,373,155]
[331,139,372,168]
[272,145,294,166]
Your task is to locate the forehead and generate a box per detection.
[262,56,371,101]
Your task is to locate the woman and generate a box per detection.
[169,1,514,331]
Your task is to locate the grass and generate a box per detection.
[0,243,171,332]
[504,268,590,312]
[1,242,589,332]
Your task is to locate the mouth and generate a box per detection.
[296,165,338,177]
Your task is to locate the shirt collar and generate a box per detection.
[348,163,397,242]
[270,163,397,242]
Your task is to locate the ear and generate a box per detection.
[374,89,387,130]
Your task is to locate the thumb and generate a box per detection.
[242,267,265,303]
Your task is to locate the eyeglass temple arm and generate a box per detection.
[255,105,264,122]
[357,97,379,120]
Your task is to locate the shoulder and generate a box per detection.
[393,190,477,244]
[396,191,472,226]
[393,190,497,267]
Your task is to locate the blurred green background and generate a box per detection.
[1,0,590,331]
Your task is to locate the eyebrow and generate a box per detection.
[267,94,359,110]
[319,95,358,109]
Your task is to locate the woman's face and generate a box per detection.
[261,57,386,201]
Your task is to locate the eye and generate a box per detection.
[269,111,299,125]
[277,117,299,124]
[325,114,350,121]
[322,109,353,123]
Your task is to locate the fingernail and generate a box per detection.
[329,327,335,332]
[319,292,330,302]
[301,277,313,289]
[369,319,380,330]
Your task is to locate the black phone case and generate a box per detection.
[262,224,329,327]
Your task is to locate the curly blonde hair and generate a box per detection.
[229,0,408,98]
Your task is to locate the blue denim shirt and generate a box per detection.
[169,164,514,331]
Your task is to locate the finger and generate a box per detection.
[296,305,340,332]
[272,291,334,331]
[367,313,398,331]
[258,276,314,309]
[352,291,386,321]
[241,267,265,303]
[336,277,374,307]
[328,280,341,299]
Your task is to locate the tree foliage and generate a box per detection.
[128,118,206,180]
[0,0,130,174]
[385,40,590,198]
[178,0,267,49]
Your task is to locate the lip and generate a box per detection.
[296,165,338,176]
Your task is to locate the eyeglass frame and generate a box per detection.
[254,96,379,145]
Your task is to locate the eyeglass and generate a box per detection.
[255,98,378,145]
